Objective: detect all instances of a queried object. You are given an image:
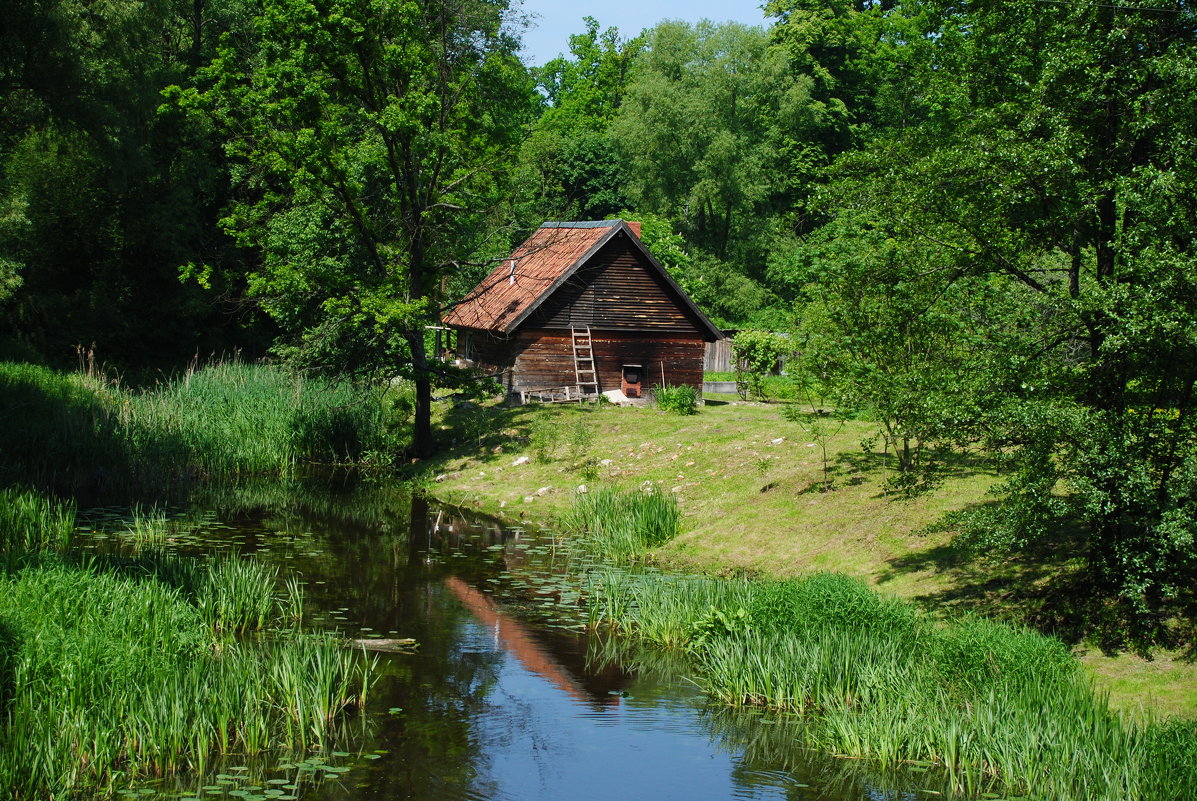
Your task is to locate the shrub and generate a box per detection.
[731,330,790,401]
[654,384,699,415]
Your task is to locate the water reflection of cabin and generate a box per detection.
[442,220,722,403]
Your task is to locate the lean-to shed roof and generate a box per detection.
[442,220,721,339]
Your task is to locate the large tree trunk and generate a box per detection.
[407,326,435,458]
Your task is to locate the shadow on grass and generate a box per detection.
[877,508,1197,652]
[425,399,608,469]
[0,364,146,497]
[807,447,999,499]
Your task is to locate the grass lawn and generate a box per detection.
[419,395,1197,719]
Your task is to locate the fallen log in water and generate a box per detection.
[348,638,419,653]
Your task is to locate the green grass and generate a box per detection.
[0,492,373,799]
[584,569,1197,801]
[0,359,406,491]
[560,487,682,563]
[0,557,373,798]
[0,486,74,553]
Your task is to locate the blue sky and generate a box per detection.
[515,1,771,65]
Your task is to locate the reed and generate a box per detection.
[123,503,171,543]
[561,487,682,563]
[0,486,74,552]
[0,359,401,491]
[0,557,372,798]
[197,556,282,634]
[585,569,1197,800]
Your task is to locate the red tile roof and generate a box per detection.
[442,221,623,333]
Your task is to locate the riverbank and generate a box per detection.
[421,398,1197,718]
[0,488,373,798]
[0,360,405,494]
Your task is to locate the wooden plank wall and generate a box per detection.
[528,234,707,335]
[464,329,705,395]
[704,339,733,372]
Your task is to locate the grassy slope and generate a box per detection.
[423,397,1197,718]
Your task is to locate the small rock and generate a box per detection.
[513,456,530,466]
[523,495,535,503]
[600,459,613,466]
[685,460,695,467]
[492,445,503,454]
[478,471,486,477]
[499,500,507,508]
[577,484,588,494]
[434,474,447,482]
[770,436,786,445]
[535,486,552,496]
[671,485,683,493]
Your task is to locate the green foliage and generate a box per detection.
[612,20,794,262]
[0,487,74,552]
[0,360,402,490]
[0,556,371,796]
[530,417,563,463]
[793,0,1197,643]
[197,556,282,634]
[182,0,538,455]
[731,330,790,401]
[0,0,257,367]
[748,573,921,640]
[653,384,699,415]
[931,614,1076,695]
[561,486,682,563]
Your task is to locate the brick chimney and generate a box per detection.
[626,220,642,239]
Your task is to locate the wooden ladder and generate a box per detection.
[571,325,598,396]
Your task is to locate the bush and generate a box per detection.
[654,384,699,415]
[731,330,790,401]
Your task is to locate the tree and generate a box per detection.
[784,212,994,487]
[612,20,785,261]
[0,0,256,365]
[513,18,641,223]
[185,0,536,457]
[810,0,1197,645]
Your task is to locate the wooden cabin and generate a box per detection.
[442,220,722,402]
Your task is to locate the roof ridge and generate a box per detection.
[539,220,624,229]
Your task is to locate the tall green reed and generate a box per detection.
[0,486,74,552]
[561,486,682,563]
[0,559,372,799]
[0,359,402,491]
[585,568,1197,801]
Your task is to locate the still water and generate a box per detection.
[76,476,926,801]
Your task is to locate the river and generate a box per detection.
[74,474,932,801]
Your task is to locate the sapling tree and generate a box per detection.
[731,329,790,401]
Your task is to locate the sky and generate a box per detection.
[515,0,772,65]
